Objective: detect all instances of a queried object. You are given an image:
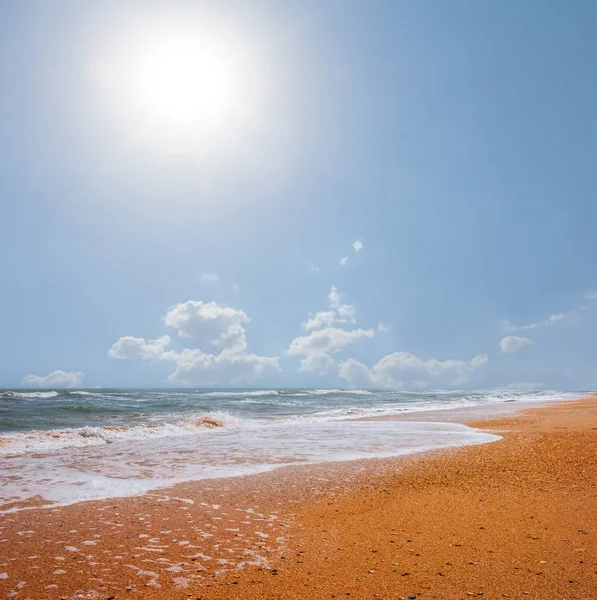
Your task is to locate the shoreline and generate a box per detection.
[1,395,596,598]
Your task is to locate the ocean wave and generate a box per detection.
[61,404,103,413]
[0,391,59,399]
[0,389,580,456]
[307,389,373,396]
[199,390,280,398]
[0,411,242,456]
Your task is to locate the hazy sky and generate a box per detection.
[2,0,596,390]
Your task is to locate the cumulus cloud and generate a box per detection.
[164,300,249,353]
[585,291,597,300]
[328,285,342,307]
[470,354,489,367]
[377,322,389,333]
[352,239,363,252]
[304,310,337,330]
[340,256,348,266]
[22,370,84,388]
[338,352,487,389]
[328,285,356,320]
[297,352,335,375]
[303,286,356,330]
[109,335,175,361]
[109,300,278,385]
[336,303,356,321]
[289,327,373,375]
[289,327,374,356]
[292,285,374,373]
[167,348,279,386]
[499,336,533,354]
[337,358,374,388]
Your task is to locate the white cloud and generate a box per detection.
[109,335,175,361]
[309,265,321,273]
[377,322,389,333]
[164,300,249,353]
[198,271,219,284]
[298,353,335,375]
[337,358,374,388]
[289,327,374,356]
[109,300,278,385]
[303,285,356,330]
[504,290,597,332]
[470,354,489,367]
[327,285,355,321]
[293,285,372,373]
[22,370,84,388]
[504,312,566,332]
[338,352,487,389]
[289,327,374,374]
[340,256,348,266]
[548,313,566,322]
[336,303,356,321]
[168,348,279,385]
[328,285,342,307]
[499,336,533,354]
[352,239,363,252]
[304,310,337,330]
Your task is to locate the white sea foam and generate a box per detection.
[0,388,583,512]
[0,390,579,457]
[0,420,500,512]
[199,390,280,398]
[0,411,245,456]
[0,391,59,399]
[307,389,373,396]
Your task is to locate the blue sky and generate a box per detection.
[1,0,596,389]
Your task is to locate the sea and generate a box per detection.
[0,388,580,512]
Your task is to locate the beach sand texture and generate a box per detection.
[0,396,595,599]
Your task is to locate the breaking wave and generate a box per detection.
[0,411,237,456]
[199,390,280,398]
[0,391,59,399]
[308,389,373,396]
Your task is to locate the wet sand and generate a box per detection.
[1,396,595,599]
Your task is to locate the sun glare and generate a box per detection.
[129,33,244,131]
[92,14,268,150]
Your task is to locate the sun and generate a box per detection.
[127,30,246,134]
[92,13,268,149]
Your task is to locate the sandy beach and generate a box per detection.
[1,396,596,599]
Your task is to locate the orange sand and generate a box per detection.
[0,397,596,599]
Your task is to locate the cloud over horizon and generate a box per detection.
[109,300,279,385]
[21,370,84,388]
[289,285,374,374]
[338,352,488,389]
